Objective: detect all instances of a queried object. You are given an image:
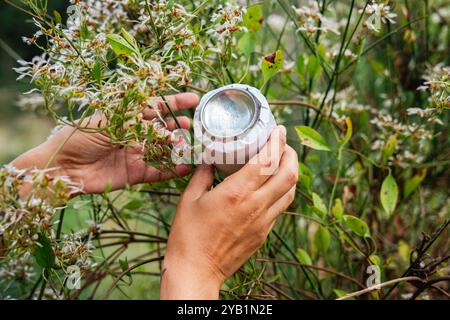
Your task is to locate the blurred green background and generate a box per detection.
[0,1,69,164]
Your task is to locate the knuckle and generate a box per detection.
[260,157,274,169]
[225,189,243,205]
[286,169,299,185]
[256,156,275,173]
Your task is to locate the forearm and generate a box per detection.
[160,256,222,300]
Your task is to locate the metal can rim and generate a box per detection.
[199,85,261,139]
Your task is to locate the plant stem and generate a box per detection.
[272,230,323,299]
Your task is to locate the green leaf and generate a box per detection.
[33,234,55,269]
[296,248,312,265]
[331,198,343,221]
[333,289,355,300]
[382,134,397,163]
[343,215,370,237]
[92,61,102,83]
[80,23,90,40]
[121,28,138,50]
[369,254,381,267]
[295,53,306,81]
[404,169,427,198]
[314,225,330,254]
[123,199,143,210]
[106,34,136,57]
[340,117,353,148]
[166,0,174,9]
[237,32,256,58]
[312,192,327,218]
[243,5,263,32]
[261,50,284,83]
[398,240,410,262]
[380,174,398,216]
[298,162,313,192]
[53,11,62,24]
[119,257,129,272]
[295,126,331,151]
[119,257,132,280]
[307,55,321,80]
[317,43,327,61]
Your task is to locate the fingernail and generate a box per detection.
[177,164,192,175]
[278,125,287,136]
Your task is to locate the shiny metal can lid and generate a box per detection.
[194,83,277,176]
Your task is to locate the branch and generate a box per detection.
[269,100,320,113]
[103,256,164,299]
[336,276,424,300]
[256,258,365,289]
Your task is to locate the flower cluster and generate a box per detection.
[370,111,434,166]
[14,0,251,170]
[0,165,84,285]
[207,3,246,44]
[293,1,340,35]
[362,1,397,33]
[417,63,449,114]
[57,232,95,275]
[14,0,198,155]
[207,2,246,55]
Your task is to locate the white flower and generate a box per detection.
[206,4,246,44]
[362,1,397,33]
[293,1,340,35]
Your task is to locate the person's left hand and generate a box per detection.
[12,93,199,195]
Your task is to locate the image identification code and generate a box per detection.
[177,304,273,318]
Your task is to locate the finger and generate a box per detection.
[255,146,299,208]
[182,165,214,200]
[221,125,287,193]
[165,116,191,131]
[143,164,192,183]
[142,93,199,119]
[267,185,296,222]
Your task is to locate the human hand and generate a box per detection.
[11,93,199,196]
[161,126,298,299]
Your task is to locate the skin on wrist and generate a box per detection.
[160,254,223,300]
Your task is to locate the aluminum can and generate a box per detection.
[193,84,277,176]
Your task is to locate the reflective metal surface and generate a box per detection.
[201,89,257,138]
[194,84,277,177]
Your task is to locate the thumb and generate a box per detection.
[183,165,214,200]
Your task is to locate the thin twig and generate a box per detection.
[337,276,425,300]
[103,256,164,299]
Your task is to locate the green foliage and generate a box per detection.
[33,234,55,269]
[343,215,370,238]
[106,33,138,57]
[296,248,312,265]
[295,126,331,151]
[242,5,263,33]
[314,226,330,254]
[238,32,256,58]
[404,169,427,198]
[380,174,399,217]
[1,0,449,301]
[311,192,327,218]
[261,50,284,84]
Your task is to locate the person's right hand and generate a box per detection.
[161,126,298,299]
